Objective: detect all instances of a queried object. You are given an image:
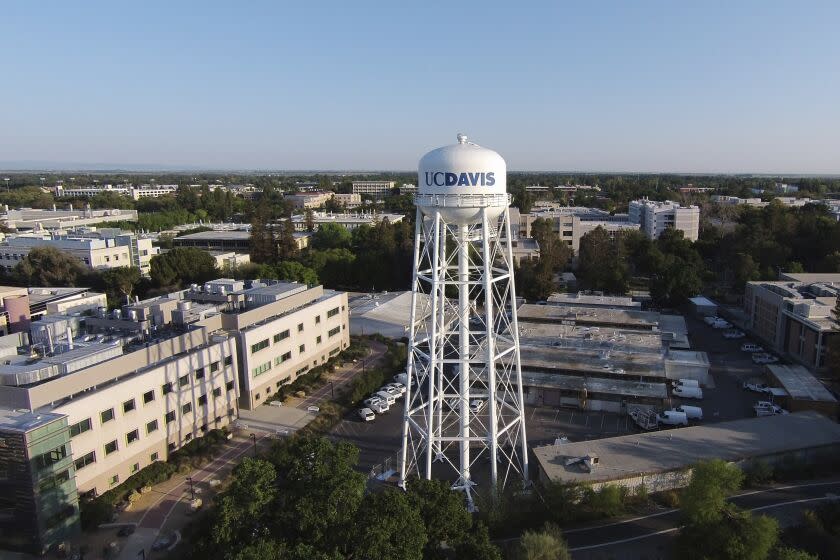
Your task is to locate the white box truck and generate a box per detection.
[673,386,703,399]
[657,410,688,426]
[674,405,703,420]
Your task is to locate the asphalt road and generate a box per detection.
[565,479,840,557]
[297,339,388,410]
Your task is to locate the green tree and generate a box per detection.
[773,548,818,560]
[577,226,630,294]
[312,223,352,250]
[250,207,277,264]
[275,261,318,285]
[517,523,572,560]
[277,219,299,260]
[15,246,88,286]
[100,266,141,307]
[406,478,472,558]
[681,459,744,525]
[212,458,277,547]
[531,218,572,271]
[352,489,427,560]
[269,437,366,555]
[305,209,315,232]
[455,522,502,560]
[149,247,217,288]
[676,509,779,560]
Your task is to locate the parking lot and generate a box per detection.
[329,313,781,477]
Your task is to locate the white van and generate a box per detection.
[375,391,396,405]
[675,405,703,420]
[469,399,487,414]
[673,386,703,400]
[657,410,688,426]
[672,379,700,389]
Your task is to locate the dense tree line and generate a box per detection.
[180,436,501,560]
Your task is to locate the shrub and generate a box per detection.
[744,459,774,487]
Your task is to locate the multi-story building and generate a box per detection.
[54,184,179,200]
[0,206,138,231]
[0,232,158,276]
[289,211,405,232]
[351,180,396,197]
[516,207,639,253]
[627,199,700,241]
[334,193,362,207]
[0,409,79,554]
[743,274,840,373]
[285,191,334,209]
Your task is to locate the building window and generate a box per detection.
[228,407,235,417]
[297,323,304,332]
[36,445,68,469]
[130,463,140,474]
[74,451,95,471]
[213,387,222,398]
[327,307,340,318]
[299,344,305,353]
[168,442,177,452]
[316,335,322,344]
[275,351,292,365]
[69,418,92,438]
[224,355,233,367]
[195,367,205,380]
[252,361,272,377]
[126,429,140,445]
[101,408,115,424]
[150,452,159,462]
[329,348,340,357]
[146,419,159,434]
[226,380,234,391]
[315,315,321,324]
[123,399,136,414]
[198,394,207,406]
[162,382,173,395]
[182,402,192,415]
[255,393,260,401]
[105,440,119,455]
[296,365,309,376]
[179,374,189,388]
[274,330,290,343]
[210,361,220,373]
[143,390,155,404]
[328,326,340,338]
[110,475,119,486]
[251,339,270,353]
[165,411,176,424]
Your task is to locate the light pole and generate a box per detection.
[186,476,195,500]
[250,433,257,457]
[329,381,335,399]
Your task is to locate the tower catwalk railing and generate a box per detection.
[399,205,528,510]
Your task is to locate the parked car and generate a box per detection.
[673,386,703,399]
[385,382,406,396]
[469,399,487,414]
[393,373,416,387]
[674,405,703,420]
[363,396,382,408]
[375,390,397,405]
[358,408,375,422]
[117,525,135,537]
[370,400,389,414]
[712,319,732,329]
[152,535,173,551]
[723,330,746,339]
[752,353,779,365]
[657,410,688,426]
[754,401,789,417]
[742,381,773,394]
[381,386,401,398]
[703,316,720,326]
[741,343,764,353]
[672,379,700,389]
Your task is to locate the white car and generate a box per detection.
[753,401,789,417]
[742,382,772,394]
[363,397,382,408]
[741,343,764,353]
[370,400,389,414]
[358,408,375,422]
[469,399,487,414]
[723,330,746,339]
[712,319,732,329]
[703,316,720,326]
[381,386,401,398]
[385,382,406,396]
[752,353,779,365]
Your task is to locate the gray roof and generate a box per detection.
[521,370,668,399]
[176,230,250,241]
[534,411,840,484]
[767,364,837,403]
[0,408,65,434]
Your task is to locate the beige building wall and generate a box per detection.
[235,290,350,409]
[58,336,239,496]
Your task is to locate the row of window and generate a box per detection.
[70,381,236,439]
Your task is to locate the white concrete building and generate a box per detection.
[0,232,158,275]
[516,207,640,253]
[54,184,179,200]
[285,191,334,209]
[352,180,396,197]
[628,199,700,241]
[290,211,405,232]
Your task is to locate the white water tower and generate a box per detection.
[399,134,529,509]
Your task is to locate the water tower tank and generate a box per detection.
[417,134,508,225]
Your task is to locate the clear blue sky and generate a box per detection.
[2,1,838,173]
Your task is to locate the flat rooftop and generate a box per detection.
[521,370,667,399]
[0,408,65,433]
[176,230,251,241]
[547,292,640,309]
[534,411,840,484]
[767,364,837,403]
[517,304,660,330]
[779,272,840,284]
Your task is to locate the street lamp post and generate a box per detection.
[186,476,195,500]
[250,433,257,457]
[329,381,335,399]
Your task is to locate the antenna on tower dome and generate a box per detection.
[457,133,468,144]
